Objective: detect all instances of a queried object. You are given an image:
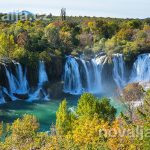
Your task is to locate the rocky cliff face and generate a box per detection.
[0,62,16,92]
[46,56,64,82]
[25,56,64,88]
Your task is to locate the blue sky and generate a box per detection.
[0,0,149,18]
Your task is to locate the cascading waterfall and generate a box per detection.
[6,63,28,94]
[113,54,127,89]
[28,61,49,101]
[0,61,50,103]
[15,63,28,94]
[1,53,150,104]
[4,62,29,100]
[63,56,82,94]
[4,66,18,95]
[38,61,48,86]
[63,55,107,94]
[80,60,91,92]
[92,55,107,93]
[38,61,49,100]
[130,54,150,83]
[90,59,101,92]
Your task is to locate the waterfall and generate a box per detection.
[130,54,150,83]
[113,54,127,89]
[80,60,91,92]
[2,53,150,103]
[38,61,48,86]
[92,55,107,93]
[15,63,28,94]
[63,56,82,95]
[63,55,107,94]
[4,63,29,100]
[37,61,49,100]
[5,63,29,95]
[4,66,19,95]
[87,59,103,93]
[28,61,49,101]
[2,61,49,102]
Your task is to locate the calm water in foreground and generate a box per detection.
[0,94,125,131]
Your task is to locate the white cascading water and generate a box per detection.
[80,60,91,92]
[93,55,108,93]
[113,54,127,89]
[28,61,49,101]
[5,63,28,94]
[91,59,102,92]
[4,62,29,100]
[38,61,48,86]
[38,61,49,100]
[63,56,82,95]
[2,53,150,104]
[4,66,18,95]
[5,63,28,95]
[63,55,107,94]
[15,63,28,94]
[130,54,150,83]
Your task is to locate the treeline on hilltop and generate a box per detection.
[0,15,150,65]
[0,87,149,149]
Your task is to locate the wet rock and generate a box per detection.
[13,93,29,100]
[38,89,46,99]
[47,81,64,99]
[46,56,64,81]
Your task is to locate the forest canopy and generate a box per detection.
[0,14,150,64]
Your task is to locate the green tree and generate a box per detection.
[77,93,116,122]
[45,23,60,49]
[0,33,16,57]
[3,115,39,150]
[127,20,142,29]
[56,99,72,135]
